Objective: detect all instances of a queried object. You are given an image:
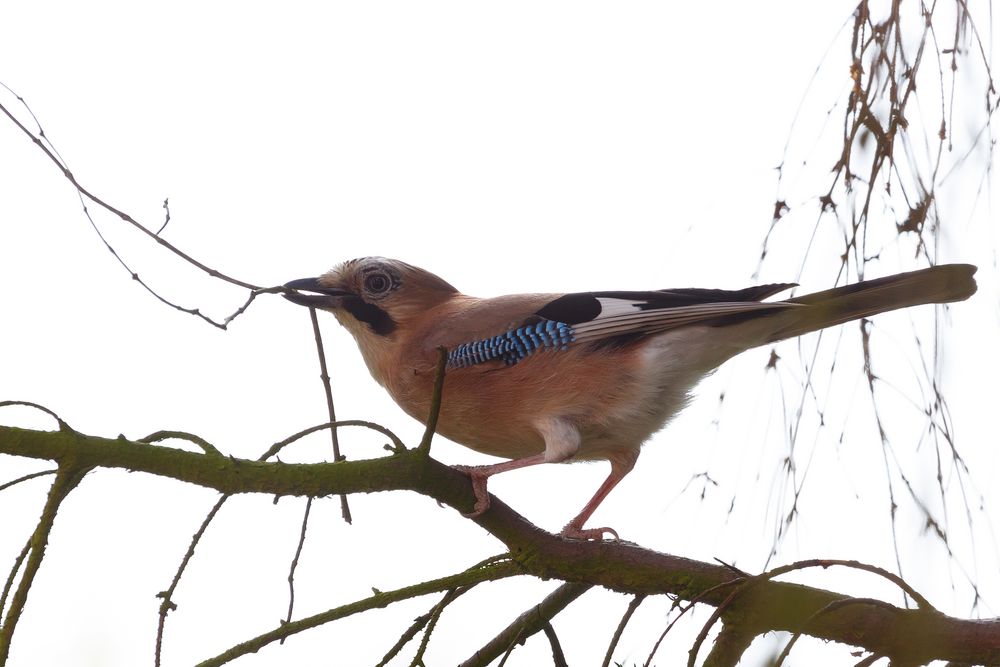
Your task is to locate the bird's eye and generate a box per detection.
[364,272,392,294]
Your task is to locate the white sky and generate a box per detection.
[1,2,998,666]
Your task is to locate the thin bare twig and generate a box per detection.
[459,583,592,667]
[196,559,522,667]
[154,494,230,667]
[380,558,512,665]
[700,621,759,667]
[0,540,30,623]
[0,401,70,431]
[156,198,171,236]
[259,420,405,462]
[140,430,223,457]
[281,497,313,641]
[377,612,432,667]
[645,577,746,667]
[418,347,448,455]
[0,83,292,330]
[752,0,996,594]
[409,587,469,666]
[541,623,569,667]
[601,594,646,667]
[0,470,57,494]
[0,92,257,292]
[307,307,351,523]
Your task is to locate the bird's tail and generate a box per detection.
[762,263,977,343]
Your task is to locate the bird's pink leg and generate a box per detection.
[456,453,548,517]
[560,454,638,541]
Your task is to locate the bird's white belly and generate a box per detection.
[575,326,739,463]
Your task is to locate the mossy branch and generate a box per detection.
[2,424,1000,666]
[197,559,522,667]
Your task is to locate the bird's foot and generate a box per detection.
[455,465,491,517]
[559,522,620,541]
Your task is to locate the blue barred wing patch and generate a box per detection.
[447,320,575,369]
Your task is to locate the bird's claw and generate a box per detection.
[560,523,620,541]
[456,465,492,518]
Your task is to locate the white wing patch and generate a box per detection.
[595,297,642,318]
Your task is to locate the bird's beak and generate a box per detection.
[283,278,352,309]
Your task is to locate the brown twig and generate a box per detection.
[0,470,57,494]
[195,560,522,667]
[540,623,569,667]
[410,587,469,666]
[0,83,290,331]
[376,610,433,667]
[140,430,223,457]
[259,420,405,462]
[700,621,759,667]
[154,494,230,667]
[0,91,258,292]
[307,307,351,523]
[753,0,997,586]
[418,347,448,455]
[459,583,592,667]
[377,558,508,666]
[644,576,746,666]
[601,594,645,667]
[281,497,313,641]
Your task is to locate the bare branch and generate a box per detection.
[774,597,899,667]
[459,583,592,667]
[259,420,405,462]
[410,587,469,666]
[601,594,645,667]
[540,623,569,667]
[376,610,432,667]
[140,430,223,457]
[0,470,56,494]
[0,540,30,625]
[700,621,759,667]
[281,497,313,640]
[0,92,258,292]
[154,494,230,667]
[3,425,1000,665]
[0,464,89,663]
[195,559,522,667]
[417,347,448,455]
[0,401,71,432]
[307,307,351,523]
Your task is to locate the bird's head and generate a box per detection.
[283,257,459,342]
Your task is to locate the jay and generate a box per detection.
[284,259,977,540]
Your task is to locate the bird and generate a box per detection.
[283,258,977,540]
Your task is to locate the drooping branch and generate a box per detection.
[2,423,1000,665]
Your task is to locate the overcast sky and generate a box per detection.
[1,2,998,666]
